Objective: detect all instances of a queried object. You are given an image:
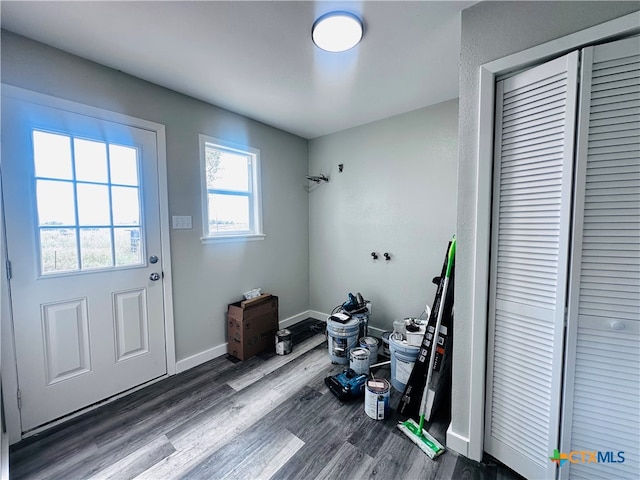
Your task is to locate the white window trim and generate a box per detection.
[199,135,264,244]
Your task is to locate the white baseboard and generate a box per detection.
[446,424,470,456]
[175,343,228,374]
[279,310,311,329]
[175,311,319,374]
[308,310,328,321]
[310,311,389,339]
[367,326,386,338]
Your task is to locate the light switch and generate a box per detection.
[172,215,192,229]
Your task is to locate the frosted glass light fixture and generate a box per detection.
[312,12,363,52]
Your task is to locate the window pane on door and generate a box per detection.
[208,194,249,233]
[111,186,140,225]
[40,228,78,273]
[32,131,145,275]
[114,227,142,266]
[74,138,108,183]
[109,144,139,186]
[33,131,73,180]
[80,228,113,269]
[37,180,76,226]
[77,184,111,226]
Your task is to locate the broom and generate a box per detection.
[397,237,455,458]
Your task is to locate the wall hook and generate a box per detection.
[306,174,329,183]
[384,252,391,261]
[338,164,344,173]
[371,252,378,260]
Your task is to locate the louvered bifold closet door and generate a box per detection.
[485,52,579,480]
[561,36,640,480]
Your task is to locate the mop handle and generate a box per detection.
[419,238,456,418]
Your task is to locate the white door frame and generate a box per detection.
[450,12,640,462]
[0,85,176,444]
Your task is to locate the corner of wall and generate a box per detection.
[175,309,315,374]
[446,424,470,457]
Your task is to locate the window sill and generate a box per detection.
[200,234,266,244]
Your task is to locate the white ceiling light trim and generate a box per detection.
[312,12,363,53]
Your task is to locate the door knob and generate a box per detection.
[149,272,160,281]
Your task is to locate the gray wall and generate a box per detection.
[1,31,310,361]
[454,0,640,458]
[309,101,458,331]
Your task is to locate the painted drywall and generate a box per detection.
[309,101,458,331]
[453,1,640,460]
[0,31,310,362]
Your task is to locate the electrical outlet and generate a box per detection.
[172,215,192,229]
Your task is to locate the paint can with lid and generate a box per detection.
[365,378,391,420]
[275,329,292,355]
[359,336,379,365]
[350,347,370,375]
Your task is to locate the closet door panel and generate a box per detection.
[562,36,640,480]
[485,52,579,480]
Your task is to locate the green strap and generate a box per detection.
[445,236,456,278]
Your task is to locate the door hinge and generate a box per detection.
[564,307,568,327]
[17,390,22,410]
[6,260,11,280]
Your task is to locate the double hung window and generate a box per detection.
[199,135,263,242]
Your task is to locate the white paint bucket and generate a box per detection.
[352,312,369,339]
[365,378,391,420]
[360,336,379,365]
[327,317,360,364]
[275,329,292,355]
[350,347,370,375]
[389,335,420,392]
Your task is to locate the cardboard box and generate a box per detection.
[227,294,278,360]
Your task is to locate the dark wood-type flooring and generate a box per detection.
[10,320,524,480]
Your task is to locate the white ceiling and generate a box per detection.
[1,1,476,139]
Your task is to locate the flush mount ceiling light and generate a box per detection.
[312,12,363,52]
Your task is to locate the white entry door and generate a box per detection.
[2,95,167,432]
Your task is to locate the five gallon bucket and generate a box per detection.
[389,335,420,391]
[351,312,370,339]
[327,317,360,364]
[365,378,391,420]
